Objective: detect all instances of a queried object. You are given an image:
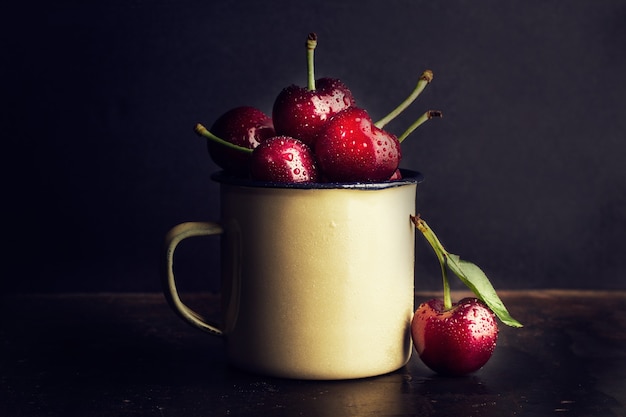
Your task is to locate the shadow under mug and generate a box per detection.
[163,170,424,380]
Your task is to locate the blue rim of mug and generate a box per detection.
[211,169,424,190]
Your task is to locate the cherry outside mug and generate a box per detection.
[162,169,423,380]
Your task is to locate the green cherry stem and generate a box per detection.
[412,214,452,309]
[306,33,318,91]
[441,262,452,311]
[194,123,253,154]
[375,70,434,129]
[397,110,443,143]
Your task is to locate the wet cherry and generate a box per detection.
[411,298,499,376]
[315,107,401,182]
[250,136,319,183]
[272,33,355,148]
[206,106,275,174]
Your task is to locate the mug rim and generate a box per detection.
[211,169,424,190]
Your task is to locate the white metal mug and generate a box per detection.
[163,170,423,380]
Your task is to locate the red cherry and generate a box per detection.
[272,77,355,148]
[250,136,319,183]
[315,107,401,182]
[411,297,499,376]
[388,169,403,180]
[207,106,275,174]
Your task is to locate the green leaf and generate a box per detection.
[445,253,523,328]
[411,215,523,328]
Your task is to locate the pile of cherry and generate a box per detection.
[195,33,441,184]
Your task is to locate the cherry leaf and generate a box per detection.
[445,253,523,328]
[411,215,523,328]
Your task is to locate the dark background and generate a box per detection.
[4,0,626,293]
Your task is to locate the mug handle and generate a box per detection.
[162,221,224,336]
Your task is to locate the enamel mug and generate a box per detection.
[163,170,423,380]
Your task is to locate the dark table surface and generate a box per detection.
[1,290,624,417]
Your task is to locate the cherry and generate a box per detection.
[411,297,498,376]
[272,33,355,148]
[410,215,523,376]
[388,169,403,180]
[314,107,401,182]
[307,69,442,183]
[250,136,319,183]
[206,106,275,174]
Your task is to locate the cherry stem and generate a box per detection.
[397,110,443,143]
[306,33,318,91]
[194,123,253,154]
[441,259,452,311]
[375,70,434,129]
[411,215,453,310]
